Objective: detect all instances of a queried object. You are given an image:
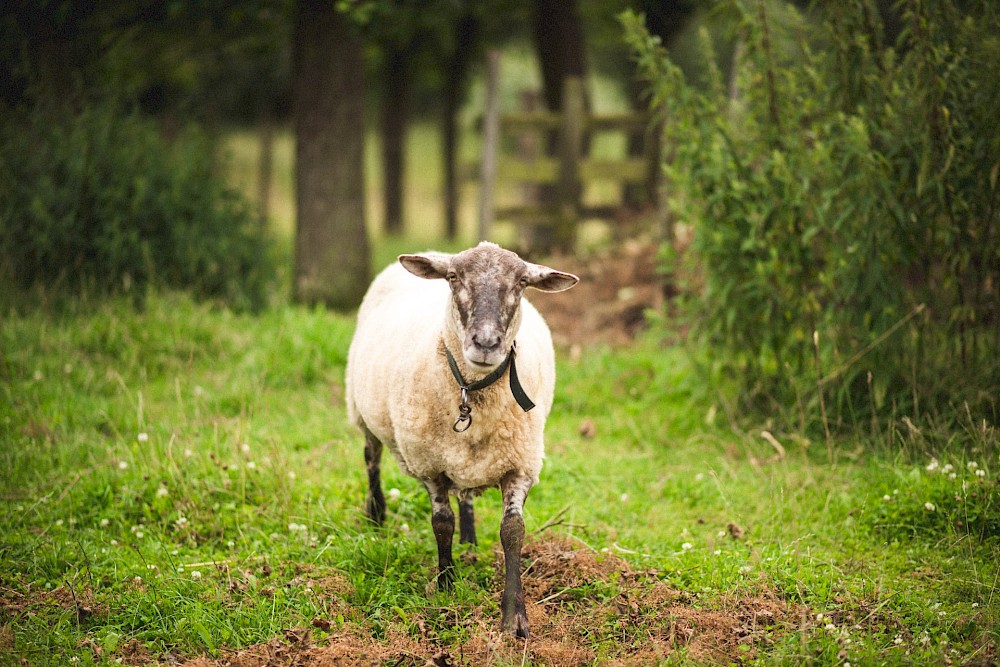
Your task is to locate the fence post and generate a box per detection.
[478,50,501,242]
[556,76,584,250]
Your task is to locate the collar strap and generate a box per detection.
[444,343,535,432]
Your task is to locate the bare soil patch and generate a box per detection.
[177,535,801,667]
[533,240,667,347]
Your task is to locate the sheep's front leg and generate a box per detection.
[499,472,532,638]
[363,426,385,525]
[459,496,477,545]
[426,475,456,589]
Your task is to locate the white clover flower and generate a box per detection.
[246,461,256,470]
[681,542,693,551]
[110,539,119,547]
[183,449,194,458]
[100,518,110,527]
[227,541,235,548]
[118,461,128,470]
[137,432,148,443]
[825,623,837,631]
[924,502,936,511]
[948,473,957,479]
[147,564,157,571]
[926,459,939,472]
[241,443,251,454]
[133,576,143,584]
[941,464,954,474]
[967,461,978,469]
[287,471,297,480]
[883,495,892,501]
[620,493,629,503]
[175,516,188,529]
[816,613,824,621]
[387,487,401,501]
[738,565,752,574]
[156,486,169,498]
[135,531,144,539]
[972,602,980,608]
[694,473,705,482]
[919,634,930,645]
[975,469,986,477]
[401,523,410,532]
[191,570,202,580]
[893,636,903,645]
[714,549,722,555]
[55,519,64,527]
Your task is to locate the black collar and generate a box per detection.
[444,343,535,432]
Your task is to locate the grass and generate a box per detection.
[1,290,997,666]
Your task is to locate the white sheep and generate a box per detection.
[345,241,578,637]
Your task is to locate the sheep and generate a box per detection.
[345,241,578,637]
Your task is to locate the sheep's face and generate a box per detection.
[399,242,578,370]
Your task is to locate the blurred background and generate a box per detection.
[2,0,997,429]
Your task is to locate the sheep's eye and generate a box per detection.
[446,272,458,283]
[518,277,529,288]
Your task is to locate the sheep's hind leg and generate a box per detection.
[499,472,532,638]
[363,426,386,525]
[426,475,456,589]
[458,496,477,545]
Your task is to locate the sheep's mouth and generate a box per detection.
[463,348,507,370]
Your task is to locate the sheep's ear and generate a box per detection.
[524,263,579,292]
[399,253,451,280]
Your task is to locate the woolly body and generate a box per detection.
[345,261,555,494]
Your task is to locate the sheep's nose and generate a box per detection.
[472,331,502,351]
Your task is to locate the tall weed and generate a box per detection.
[622,1,1000,434]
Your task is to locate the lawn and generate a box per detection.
[1,289,997,666]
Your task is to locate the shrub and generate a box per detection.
[622,1,1000,432]
[0,101,273,310]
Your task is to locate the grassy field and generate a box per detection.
[1,289,997,666]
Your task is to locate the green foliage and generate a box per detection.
[2,292,997,664]
[0,103,274,310]
[622,1,1000,431]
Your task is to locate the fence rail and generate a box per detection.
[473,62,660,248]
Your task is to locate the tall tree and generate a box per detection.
[442,11,481,240]
[292,0,369,308]
[529,0,588,252]
[533,0,588,113]
[381,43,410,235]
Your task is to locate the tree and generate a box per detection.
[292,0,370,308]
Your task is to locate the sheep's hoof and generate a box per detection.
[365,495,385,526]
[501,597,529,638]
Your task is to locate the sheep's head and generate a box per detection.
[399,242,578,369]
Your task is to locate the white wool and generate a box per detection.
[345,262,556,493]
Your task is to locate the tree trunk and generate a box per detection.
[382,45,409,236]
[531,0,588,253]
[442,13,480,240]
[533,0,587,113]
[292,0,369,308]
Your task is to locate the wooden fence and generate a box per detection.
[474,53,660,248]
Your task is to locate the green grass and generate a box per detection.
[1,291,997,665]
